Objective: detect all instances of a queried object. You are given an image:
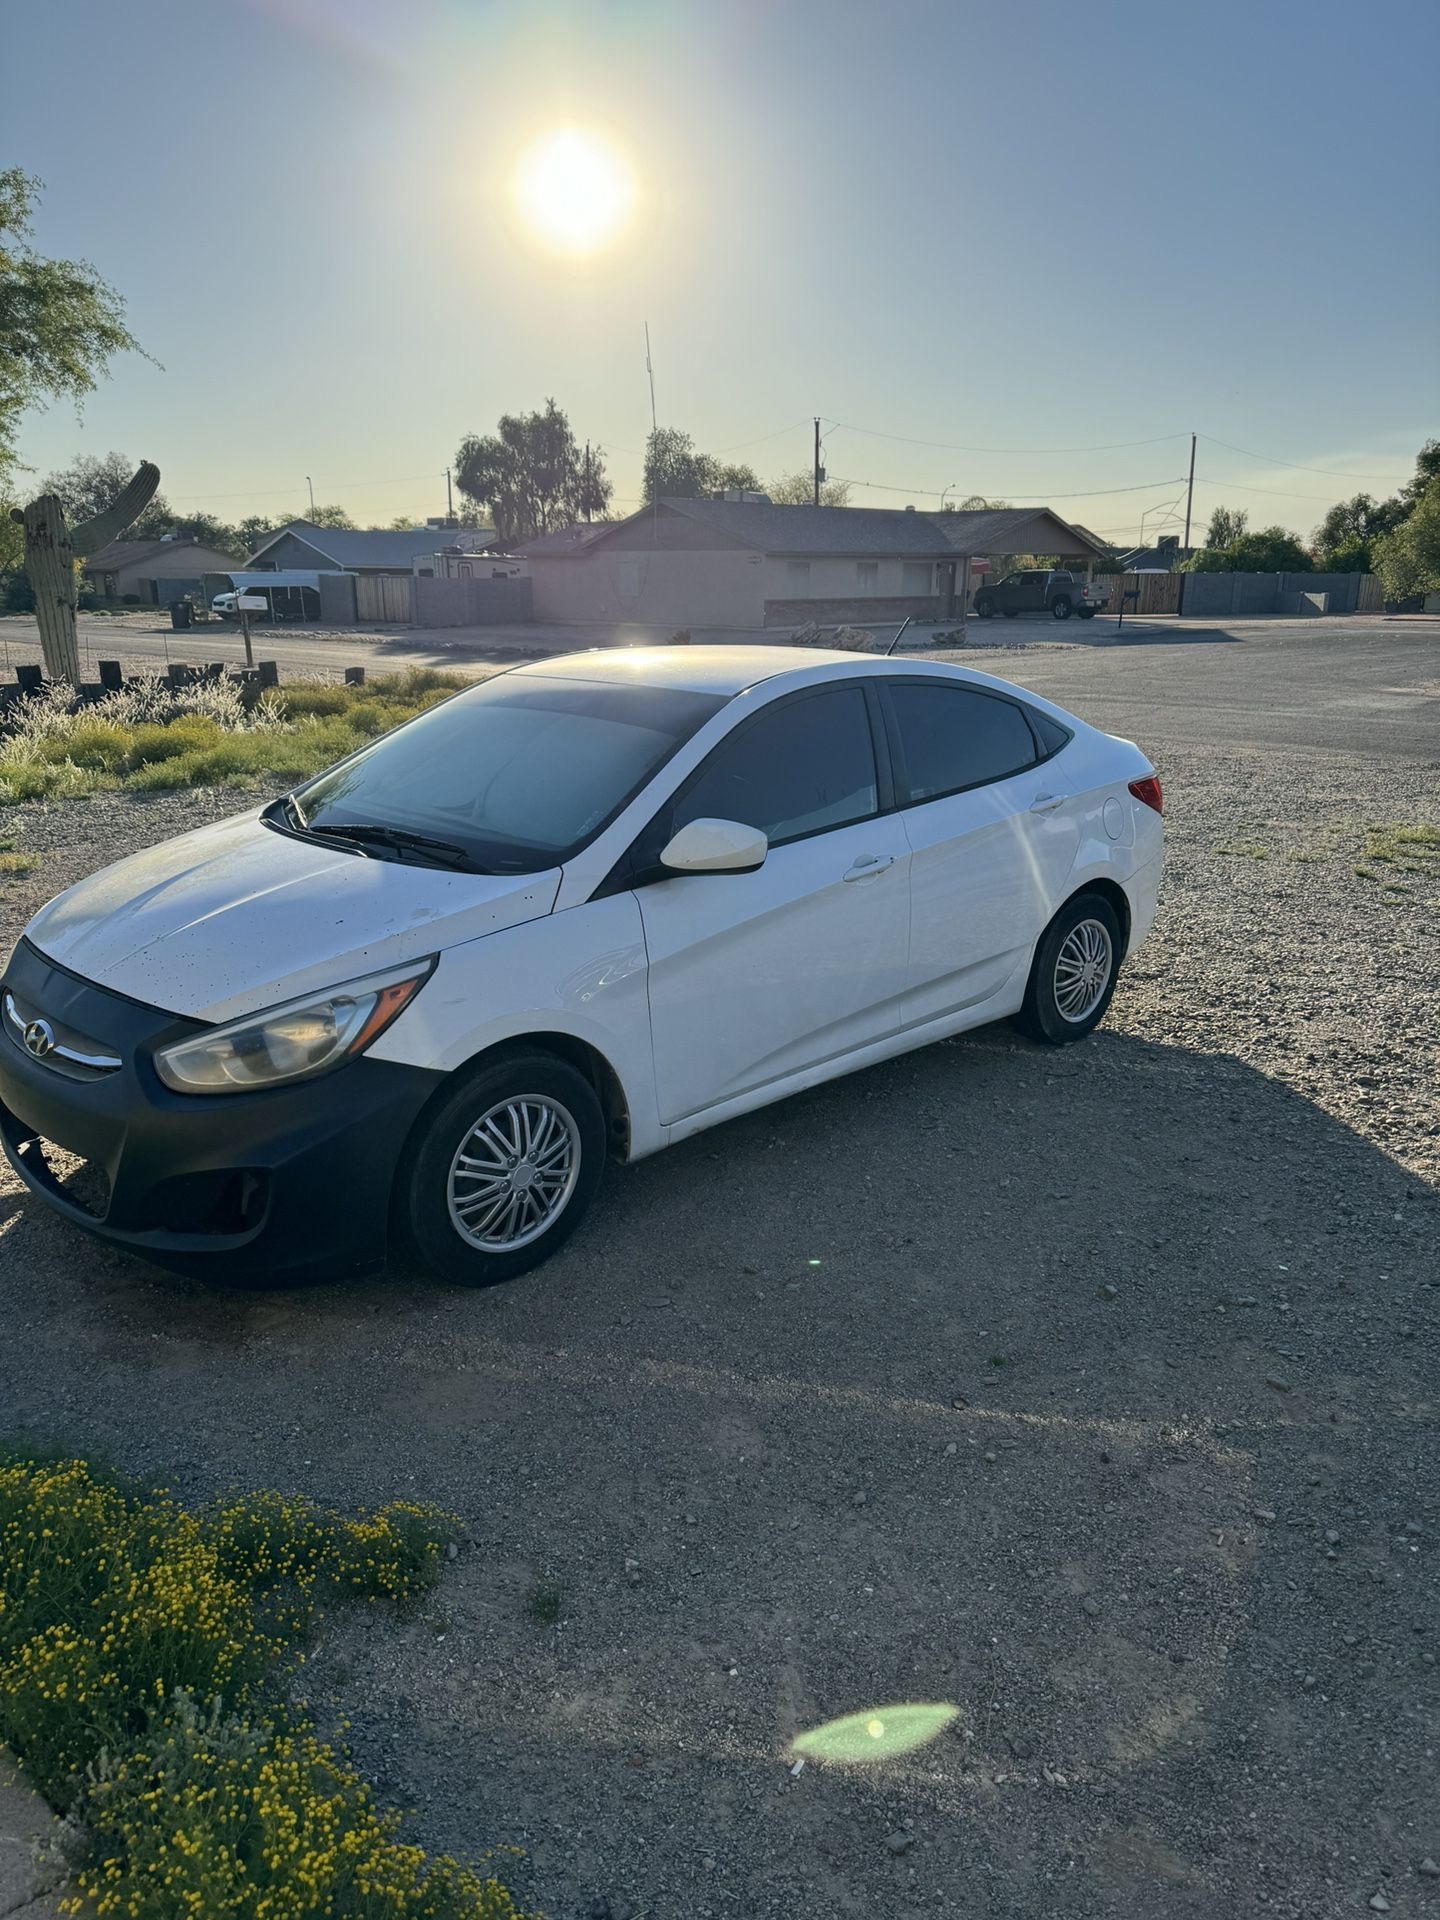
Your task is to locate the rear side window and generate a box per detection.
[1029,708,1073,756]
[671,686,878,845]
[887,682,1039,803]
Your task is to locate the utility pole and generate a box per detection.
[306,475,315,518]
[584,440,592,523]
[644,323,658,432]
[813,418,822,507]
[446,467,454,527]
[1182,433,1196,550]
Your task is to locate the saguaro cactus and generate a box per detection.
[8,460,161,682]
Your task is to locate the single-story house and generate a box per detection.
[83,538,241,605]
[517,498,1113,628]
[243,522,497,576]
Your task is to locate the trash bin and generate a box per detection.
[169,599,193,630]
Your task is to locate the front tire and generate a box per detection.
[1012,893,1122,1045]
[397,1051,606,1285]
[974,597,995,619]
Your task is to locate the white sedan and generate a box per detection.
[0,647,1162,1287]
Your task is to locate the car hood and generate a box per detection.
[23,809,560,1023]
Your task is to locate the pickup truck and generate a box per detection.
[972,569,1108,621]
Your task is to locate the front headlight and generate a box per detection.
[154,960,434,1094]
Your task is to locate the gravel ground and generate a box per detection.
[1,647,1437,1919]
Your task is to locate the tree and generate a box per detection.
[640,428,761,503]
[1312,491,1406,570]
[455,400,610,543]
[1183,526,1313,573]
[1400,438,1440,510]
[955,494,1010,510]
[1371,478,1440,602]
[767,470,851,507]
[0,170,147,474]
[1204,505,1248,549]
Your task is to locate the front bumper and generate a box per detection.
[0,939,443,1283]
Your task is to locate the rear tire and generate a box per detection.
[1076,606,1096,620]
[1050,596,1073,620]
[397,1051,606,1285]
[1012,893,1122,1045]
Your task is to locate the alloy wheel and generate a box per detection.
[446,1096,581,1251]
[1053,917,1113,1023]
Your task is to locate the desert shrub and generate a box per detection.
[0,670,472,804]
[0,1453,523,1918]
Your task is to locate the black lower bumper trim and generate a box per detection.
[0,939,443,1283]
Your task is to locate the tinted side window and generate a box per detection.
[1029,708,1073,756]
[673,687,878,845]
[888,683,1038,803]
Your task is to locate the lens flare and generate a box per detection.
[792,1702,959,1764]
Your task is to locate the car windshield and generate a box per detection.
[281,674,727,875]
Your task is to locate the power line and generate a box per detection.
[1196,434,1412,482]
[180,472,446,502]
[1189,475,1351,503]
[828,422,1191,456]
[832,474,1191,500]
[710,417,813,456]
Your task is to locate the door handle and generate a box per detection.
[1029,792,1067,814]
[843,853,896,881]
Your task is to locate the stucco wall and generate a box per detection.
[764,595,942,628]
[759,555,938,601]
[529,548,765,627]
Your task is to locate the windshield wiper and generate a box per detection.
[304,822,475,870]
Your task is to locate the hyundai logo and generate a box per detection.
[22,1018,56,1059]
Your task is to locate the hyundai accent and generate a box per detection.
[0,647,1163,1286]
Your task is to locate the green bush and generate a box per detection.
[0,1452,526,1918]
[0,671,475,805]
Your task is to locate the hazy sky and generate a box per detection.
[9,0,1439,544]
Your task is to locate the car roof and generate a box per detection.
[508,645,1075,718]
[513,645,868,695]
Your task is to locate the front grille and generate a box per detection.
[2,988,122,1079]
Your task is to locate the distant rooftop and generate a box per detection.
[518,498,1111,561]
[245,521,496,567]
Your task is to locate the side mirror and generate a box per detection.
[659,817,768,876]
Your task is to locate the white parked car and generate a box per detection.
[0,648,1162,1287]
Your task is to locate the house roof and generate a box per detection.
[523,499,1112,562]
[244,522,496,568]
[84,537,236,571]
[513,522,613,559]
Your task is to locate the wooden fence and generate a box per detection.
[354,574,412,624]
[1107,571,1183,615]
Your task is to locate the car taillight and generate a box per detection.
[1128,776,1163,815]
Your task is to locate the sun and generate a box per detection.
[512,129,635,256]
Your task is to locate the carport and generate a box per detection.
[929,508,1113,622]
[216,569,331,622]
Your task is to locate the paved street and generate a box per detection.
[5,611,1435,764]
